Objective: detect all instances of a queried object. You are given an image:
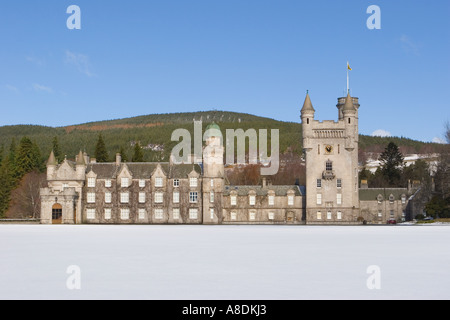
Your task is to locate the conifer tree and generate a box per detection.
[95,134,109,162]
[0,157,14,218]
[379,142,404,186]
[119,146,129,162]
[132,142,144,162]
[15,137,42,178]
[52,136,62,163]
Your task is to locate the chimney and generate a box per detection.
[262,177,267,188]
[360,180,368,189]
[116,153,122,166]
[90,158,97,164]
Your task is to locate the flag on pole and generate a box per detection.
[347,62,352,71]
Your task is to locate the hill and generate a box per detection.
[0,110,442,164]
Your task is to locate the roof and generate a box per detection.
[301,93,315,114]
[359,188,409,201]
[343,92,356,113]
[47,150,57,166]
[224,185,304,197]
[85,162,201,179]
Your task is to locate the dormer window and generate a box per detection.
[87,177,96,188]
[190,178,198,188]
[377,194,383,203]
[121,177,129,188]
[155,177,163,188]
[389,194,395,204]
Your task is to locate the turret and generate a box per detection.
[47,150,57,180]
[301,92,315,150]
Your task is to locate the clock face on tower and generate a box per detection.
[325,145,333,154]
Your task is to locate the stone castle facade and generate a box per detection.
[40,92,415,225]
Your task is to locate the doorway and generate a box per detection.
[52,204,62,224]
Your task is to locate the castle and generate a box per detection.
[40,92,415,225]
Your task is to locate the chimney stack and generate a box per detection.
[116,153,122,166]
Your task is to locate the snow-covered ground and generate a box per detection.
[1,225,449,300]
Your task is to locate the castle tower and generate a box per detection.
[302,92,361,224]
[202,123,224,224]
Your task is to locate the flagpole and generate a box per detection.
[347,61,349,94]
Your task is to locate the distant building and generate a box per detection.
[40,90,418,225]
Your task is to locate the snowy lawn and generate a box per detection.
[1,225,449,300]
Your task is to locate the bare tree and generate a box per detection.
[12,171,46,219]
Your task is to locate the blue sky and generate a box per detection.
[0,0,449,143]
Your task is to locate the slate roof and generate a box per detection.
[223,185,304,197]
[359,188,409,201]
[85,162,201,179]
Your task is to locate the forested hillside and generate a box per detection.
[0,110,440,165]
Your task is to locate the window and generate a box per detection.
[120,192,129,203]
[317,179,322,188]
[231,195,237,206]
[389,195,395,204]
[317,212,322,220]
[401,195,406,204]
[190,178,198,188]
[105,192,112,204]
[249,211,256,220]
[326,160,333,171]
[63,183,69,190]
[104,208,111,220]
[337,179,342,188]
[210,208,214,219]
[268,212,274,220]
[155,177,163,187]
[139,179,146,188]
[288,195,294,206]
[189,208,198,220]
[155,209,163,220]
[87,208,95,220]
[121,177,129,188]
[139,192,146,203]
[390,210,394,219]
[327,211,332,220]
[120,208,129,220]
[139,209,146,220]
[337,211,342,220]
[173,179,180,187]
[87,177,96,188]
[249,195,256,206]
[210,179,214,187]
[230,212,237,220]
[377,194,383,204]
[268,195,275,206]
[87,192,96,203]
[378,210,383,218]
[337,194,342,205]
[155,192,163,203]
[189,192,198,203]
[105,179,112,188]
[210,192,214,203]
[316,194,322,205]
[173,191,180,204]
[173,208,180,220]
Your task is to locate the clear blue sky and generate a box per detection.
[0,0,449,143]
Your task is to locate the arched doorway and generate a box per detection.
[52,204,62,224]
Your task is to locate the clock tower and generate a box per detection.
[301,91,361,224]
